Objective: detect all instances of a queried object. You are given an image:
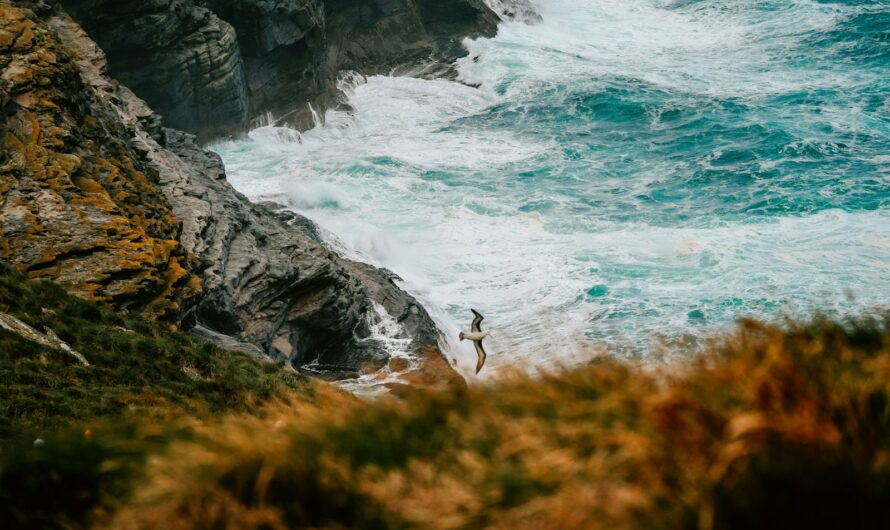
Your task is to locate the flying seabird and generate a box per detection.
[459,309,491,374]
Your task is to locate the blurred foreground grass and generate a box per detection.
[2,263,890,529]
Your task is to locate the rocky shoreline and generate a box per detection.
[1,0,505,384]
[61,0,500,141]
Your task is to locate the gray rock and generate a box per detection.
[62,0,250,141]
[61,0,499,140]
[139,122,443,370]
[188,325,272,362]
[4,4,446,376]
[0,312,90,367]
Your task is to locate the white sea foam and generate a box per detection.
[464,0,853,98]
[214,0,890,379]
[337,303,418,397]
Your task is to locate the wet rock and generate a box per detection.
[485,0,543,24]
[156,128,442,370]
[61,0,250,141]
[61,0,499,139]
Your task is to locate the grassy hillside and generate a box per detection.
[0,262,309,437]
[2,262,890,529]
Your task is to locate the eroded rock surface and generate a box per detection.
[61,0,500,140]
[59,0,250,141]
[156,127,441,370]
[0,3,201,319]
[1,2,446,376]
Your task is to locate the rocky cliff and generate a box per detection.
[1,1,478,383]
[1,1,201,320]
[60,0,499,141]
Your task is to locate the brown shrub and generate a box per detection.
[103,317,890,530]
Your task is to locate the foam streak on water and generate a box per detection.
[213,0,890,377]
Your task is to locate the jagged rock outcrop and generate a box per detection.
[154,127,441,370]
[0,2,201,319]
[202,0,330,130]
[1,2,448,377]
[61,0,499,140]
[59,0,250,140]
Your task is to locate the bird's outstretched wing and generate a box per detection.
[471,308,484,333]
[474,340,487,374]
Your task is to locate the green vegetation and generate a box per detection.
[0,262,309,437]
[3,262,890,529]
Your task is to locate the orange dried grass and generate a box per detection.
[109,318,890,530]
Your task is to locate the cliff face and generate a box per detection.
[153,128,442,371]
[62,0,499,140]
[1,2,453,377]
[0,2,200,319]
[59,0,250,141]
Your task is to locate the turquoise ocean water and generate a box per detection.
[214,0,890,378]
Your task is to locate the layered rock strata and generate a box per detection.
[62,0,500,140]
[1,2,450,377]
[1,2,201,319]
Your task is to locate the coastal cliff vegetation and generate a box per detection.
[3,263,890,529]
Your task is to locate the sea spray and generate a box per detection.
[213,0,890,376]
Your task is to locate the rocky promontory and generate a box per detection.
[1,0,500,382]
[61,0,499,140]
